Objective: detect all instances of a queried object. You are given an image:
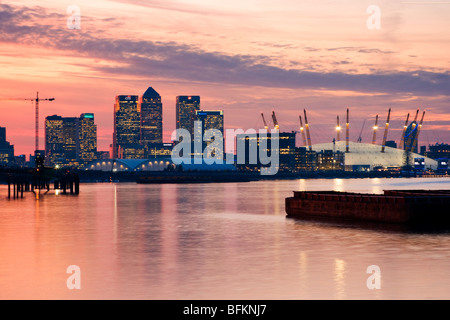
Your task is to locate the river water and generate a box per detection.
[0,177,449,300]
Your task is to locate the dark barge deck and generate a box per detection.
[285,190,450,226]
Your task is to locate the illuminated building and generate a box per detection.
[295,147,317,172]
[310,141,438,170]
[140,87,163,146]
[176,96,200,136]
[113,95,141,159]
[196,110,224,134]
[79,113,97,167]
[316,150,344,171]
[426,143,450,160]
[145,143,173,158]
[45,115,65,166]
[120,144,145,159]
[195,110,224,158]
[62,117,79,167]
[45,114,98,168]
[0,126,14,166]
[235,131,296,172]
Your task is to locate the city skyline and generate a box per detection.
[0,1,449,156]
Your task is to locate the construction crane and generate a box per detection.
[357,119,366,143]
[303,109,312,151]
[261,112,269,131]
[271,110,280,131]
[0,91,55,152]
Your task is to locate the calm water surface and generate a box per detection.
[1,177,450,299]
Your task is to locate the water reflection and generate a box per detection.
[0,178,449,299]
[334,258,346,300]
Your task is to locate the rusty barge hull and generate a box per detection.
[285,190,450,225]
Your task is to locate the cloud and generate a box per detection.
[0,3,449,97]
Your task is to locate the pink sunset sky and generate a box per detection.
[0,0,449,156]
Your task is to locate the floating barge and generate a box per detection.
[285,190,450,225]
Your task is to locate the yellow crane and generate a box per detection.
[0,91,55,152]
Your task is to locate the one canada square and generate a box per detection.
[140,87,163,146]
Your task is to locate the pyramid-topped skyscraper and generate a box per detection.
[140,86,163,145]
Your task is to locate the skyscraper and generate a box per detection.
[62,117,79,167]
[0,126,5,142]
[176,96,200,136]
[0,126,14,165]
[79,113,97,167]
[140,87,163,146]
[195,110,224,136]
[45,115,64,166]
[45,114,98,167]
[113,95,140,158]
[195,110,224,158]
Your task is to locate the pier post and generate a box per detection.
[7,176,11,199]
[74,175,79,195]
[69,175,74,195]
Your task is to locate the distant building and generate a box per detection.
[0,126,14,166]
[195,110,224,135]
[420,145,427,156]
[316,150,345,171]
[97,151,111,160]
[427,143,450,160]
[120,144,145,159]
[0,126,5,142]
[145,143,173,158]
[140,87,163,146]
[113,95,140,159]
[45,114,98,168]
[78,113,97,167]
[385,140,397,149]
[61,117,79,167]
[310,141,438,170]
[45,115,65,166]
[176,96,200,136]
[295,147,316,172]
[235,131,296,173]
[14,155,26,167]
[195,110,224,158]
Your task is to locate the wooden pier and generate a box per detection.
[2,166,80,200]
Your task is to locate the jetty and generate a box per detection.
[1,156,80,199]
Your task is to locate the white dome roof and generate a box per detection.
[310,141,437,169]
